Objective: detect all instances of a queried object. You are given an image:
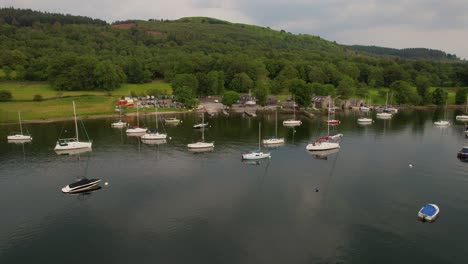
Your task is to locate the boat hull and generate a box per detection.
[7,134,32,141]
[357,118,373,124]
[434,121,450,126]
[456,115,468,121]
[187,142,215,149]
[62,179,101,194]
[262,138,285,145]
[283,120,302,126]
[54,141,92,151]
[126,127,147,135]
[111,121,127,127]
[141,133,167,140]
[242,152,271,160]
[306,142,340,151]
[376,113,392,119]
[418,204,440,222]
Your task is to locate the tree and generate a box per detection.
[222,91,240,106]
[229,72,253,93]
[127,58,151,84]
[94,61,125,90]
[432,87,448,105]
[171,74,198,106]
[288,78,312,107]
[390,80,421,105]
[455,87,468,105]
[0,90,12,101]
[254,79,270,106]
[415,75,431,104]
[336,76,355,99]
[383,64,404,87]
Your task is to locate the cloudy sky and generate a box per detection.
[3,0,468,59]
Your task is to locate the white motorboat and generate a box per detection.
[62,178,101,194]
[188,113,214,149]
[193,114,209,129]
[142,139,167,145]
[283,96,301,127]
[263,110,285,146]
[141,106,167,140]
[54,101,92,151]
[418,204,440,222]
[243,123,271,160]
[360,106,370,112]
[7,111,32,141]
[126,105,147,135]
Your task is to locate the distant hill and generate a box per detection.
[347,45,459,61]
[1,7,468,98]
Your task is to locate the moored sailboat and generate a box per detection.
[187,113,214,149]
[54,101,92,152]
[7,111,32,141]
[243,123,271,160]
[263,110,284,145]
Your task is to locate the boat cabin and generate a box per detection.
[57,138,77,146]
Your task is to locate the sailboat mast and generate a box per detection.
[18,111,23,134]
[202,113,205,142]
[385,92,388,108]
[293,95,296,120]
[258,122,261,150]
[465,95,467,114]
[275,110,278,137]
[328,98,330,136]
[136,104,139,127]
[73,101,79,141]
[155,105,158,130]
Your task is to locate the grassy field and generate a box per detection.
[0,80,175,122]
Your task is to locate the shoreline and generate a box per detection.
[1,104,466,125]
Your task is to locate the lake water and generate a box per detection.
[1,109,467,264]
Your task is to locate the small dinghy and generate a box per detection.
[457,147,468,161]
[62,178,101,194]
[418,204,440,222]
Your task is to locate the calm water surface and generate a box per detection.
[1,109,467,264]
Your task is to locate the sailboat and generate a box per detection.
[126,104,147,135]
[384,92,398,113]
[326,97,340,125]
[187,113,214,149]
[376,92,392,119]
[283,96,302,126]
[141,105,167,140]
[54,101,92,151]
[434,100,450,126]
[263,110,285,145]
[111,105,127,127]
[306,101,340,151]
[360,97,370,112]
[243,123,271,160]
[456,95,468,121]
[358,98,373,124]
[7,111,32,141]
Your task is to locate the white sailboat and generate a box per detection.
[358,98,373,124]
[141,105,167,140]
[165,117,181,124]
[456,95,468,121]
[326,97,340,125]
[263,110,285,145]
[187,113,214,149]
[283,97,301,126]
[306,101,340,151]
[7,111,32,141]
[377,92,392,119]
[243,123,271,160]
[126,105,147,135]
[434,101,450,126]
[54,101,92,151]
[111,105,127,127]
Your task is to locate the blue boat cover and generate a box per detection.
[420,204,437,216]
[462,147,468,153]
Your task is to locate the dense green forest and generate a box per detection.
[1,7,468,106]
[347,45,459,61]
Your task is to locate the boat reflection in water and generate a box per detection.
[55,147,92,156]
[141,139,167,145]
[307,148,339,160]
[8,138,32,144]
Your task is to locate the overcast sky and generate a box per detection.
[3,0,468,59]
